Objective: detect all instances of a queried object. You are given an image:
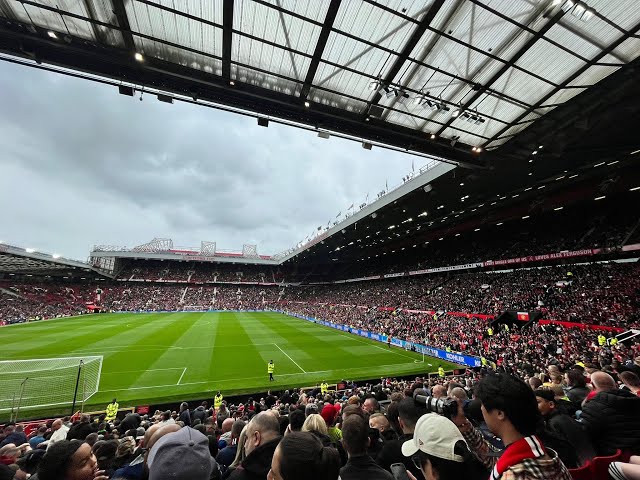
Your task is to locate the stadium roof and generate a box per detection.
[1,0,639,168]
[0,242,110,277]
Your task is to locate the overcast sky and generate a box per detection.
[0,61,431,261]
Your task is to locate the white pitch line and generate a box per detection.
[274,343,306,373]
[101,367,185,375]
[177,367,187,385]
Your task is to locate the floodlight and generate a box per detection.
[134,52,144,62]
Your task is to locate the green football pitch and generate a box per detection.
[0,311,458,418]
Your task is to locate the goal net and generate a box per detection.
[0,356,102,413]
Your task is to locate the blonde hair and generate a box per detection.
[229,425,248,469]
[301,414,328,435]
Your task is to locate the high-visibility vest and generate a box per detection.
[504,324,510,332]
[214,394,223,409]
[487,328,494,336]
[481,357,487,367]
[268,362,274,373]
[438,367,445,378]
[105,402,119,422]
[598,335,606,346]
[609,337,618,346]
[445,346,451,353]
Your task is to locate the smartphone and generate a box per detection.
[390,463,411,480]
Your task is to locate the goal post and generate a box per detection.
[0,356,102,419]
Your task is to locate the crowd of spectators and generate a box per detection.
[2,353,640,480]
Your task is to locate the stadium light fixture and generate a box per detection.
[439,237,444,241]
[512,194,519,198]
[556,176,565,180]
[25,248,35,253]
[607,160,619,165]
[304,101,310,108]
[593,161,605,167]
[496,222,503,225]
[554,207,564,211]
[47,31,58,39]
[630,186,640,191]
[52,254,61,259]
[594,195,606,200]
[430,134,436,140]
[258,118,269,127]
[418,211,428,217]
[229,80,235,86]
[529,159,533,163]
[388,225,396,230]
[455,233,460,237]
[631,149,640,155]
[532,150,538,155]
[569,174,578,179]
[524,187,533,191]
[437,205,444,209]
[362,142,373,150]
[318,131,330,139]
[460,182,464,186]
[538,185,545,189]
[522,215,530,219]
[474,228,481,232]
[157,94,173,104]
[134,52,144,62]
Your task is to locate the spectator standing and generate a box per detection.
[228,413,281,480]
[178,402,192,426]
[340,415,393,480]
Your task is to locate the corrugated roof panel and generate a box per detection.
[614,37,640,62]
[234,35,311,81]
[234,64,301,95]
[307,88,368,114]
[567,63,621,88]
[490,66,555,107]
[544,23,603,60]
[313,62,372,102]
[515,40,587,86]
[234,0,321,55]
[321,31,399,78]
[466,95,527,131]
[490,119,535,141]
[127,1,221,57]
[542,87,586,107]
[15,1,97,42]
[258,0,329,23]
[334,0,416,53]
[384,109,424,130]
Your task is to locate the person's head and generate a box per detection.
[386,401,402,435]
[528,377,543,390]
[341,415,370,457]
[475,373,540,437]
[287,409,305,433]
[267,431,339,480]
[179,402,189,412]
[231,420,246,440]
[402,414,471,480]
[534,389,557,417]
[147,427,214,480]
[84,433,99,447]
[51,419,63,431]
[397,398,426,434]
[341,404,365,421]
[37,440,98,480]
[245,412,280,456]
[161,411,171,422]
[369,413,390,433]
[449,387,468,402]
[221,417,234,433]
[301,414,328,436]
[620,371,640,390]
[363,397,379,414]
[431,385,447,399]
[320,404,339,427]
[591,371,616,393]
[565,369,586,388]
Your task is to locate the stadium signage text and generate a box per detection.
[483,249,595,267]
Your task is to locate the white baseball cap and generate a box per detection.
[401,413,466,462]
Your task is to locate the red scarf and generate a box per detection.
[490,435,546,480]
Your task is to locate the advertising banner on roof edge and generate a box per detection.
[483,249,595,267]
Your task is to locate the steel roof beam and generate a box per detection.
[486,19,640,147]
[112,0,134,51]
[435,8,566,137]
[367,0,445,111]
[222,0,234,82]
[300,0,341,100]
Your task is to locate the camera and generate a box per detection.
[413,389,458,418]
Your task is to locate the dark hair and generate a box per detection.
[341,404,365,420]
[386,401,402,435]
[534,389,555,402]
[341,415,369,456]
[397,398,427,430]
[620,371,640,387]
[277,432,340,480]
[288,409,305,432]
[413,441,473,480]
[37,440,84,480]
[279,417,290,436]
[565,369,586,388]
[475,373,540,436]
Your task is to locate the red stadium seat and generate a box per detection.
[568,460,591,480]
[590,450,622,480]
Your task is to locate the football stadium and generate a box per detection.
[1,1,640,479]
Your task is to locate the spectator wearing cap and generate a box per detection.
[376,398,426,480]
[340,414,393,480]
[453,373,571,480]
[147,426,217,480]
[267,431,339,480]
[228,412,281,480]
[217,420,246,470]
[534,389,595,465]
[37,440,109,480]
[320,404,342,443]
[579,371,640,456]
[402,413,477,480]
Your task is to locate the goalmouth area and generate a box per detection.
[0,311,459,418]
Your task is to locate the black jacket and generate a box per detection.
[340,455,394,480]
[580,389,640,455]
[565,386,589,406]
[227,437,281,480]
[178,409,191,426]
[545,411,595,465]
[376,433,424,480]
[192,406,208,424]
[67,422,94,441]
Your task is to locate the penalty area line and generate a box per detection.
[177,367,187,385]
[274,343,306,373]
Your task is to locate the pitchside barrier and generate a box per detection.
[0,356,102,421]
[280,311,482,369]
